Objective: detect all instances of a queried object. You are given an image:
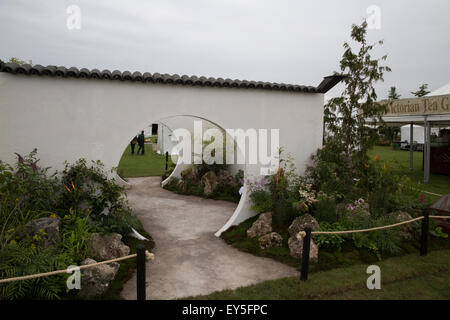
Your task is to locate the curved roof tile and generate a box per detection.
[0,60,321,93]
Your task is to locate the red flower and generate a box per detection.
[296,202,305,211]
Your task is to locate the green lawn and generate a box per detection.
[117,144,173,178]
[186,250,450,300]
[368,146,450,198]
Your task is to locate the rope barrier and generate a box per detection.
[2,215,448,284]
[420,190,443,197]
[429,215,450,219]
[296,215,449,239]
[0,250,155,284]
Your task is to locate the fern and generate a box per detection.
[0,244,70,300]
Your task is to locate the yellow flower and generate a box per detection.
[49,213,57,219]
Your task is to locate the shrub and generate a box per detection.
[0,150,148,300]
[0,149,60,213]
[272,195,298,227]
[57,159,128,223]
[313,191,339,223]
[249,190,273,214]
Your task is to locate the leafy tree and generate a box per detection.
[388,86,401,100]
[379,86,400,143]
[324,20,390,168]
[411,84,430,97]
[8,57,32,66]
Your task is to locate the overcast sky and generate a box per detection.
[1,0,449,100]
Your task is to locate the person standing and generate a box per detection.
[130,136,138,155]
[137,130,145,155]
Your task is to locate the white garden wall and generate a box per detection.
[0,72,325,235]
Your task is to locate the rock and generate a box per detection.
[87,233,130,261]
[288,236,319,263]
[181,167,200,183]
[258,232,283,249]
[345,208,370,219]
[201,171,218,195]
[247,212,272,238]
[288,214,319,237]
[177,179,188,193]
[217,169,236,188]
[24,217,61,247]
[390,211,417,240]
[78,258,120,297]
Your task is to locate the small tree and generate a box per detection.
[388,86,401,100]
[411,84,430,97]
[307,21,391,199]
[8,57,33,66]
[324,20,390,167]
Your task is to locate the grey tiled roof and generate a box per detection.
[0,60,324,93]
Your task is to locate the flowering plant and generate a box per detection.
[346,198,369,215]
[294,183,318,212]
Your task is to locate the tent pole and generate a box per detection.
[424,118,430,184]
[410,122,413,171]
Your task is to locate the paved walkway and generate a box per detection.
[120,177,298,300]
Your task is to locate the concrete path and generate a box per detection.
[120,177,298,300]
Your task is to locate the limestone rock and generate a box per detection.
[258,232,283,249]
[247,212,272,238]
[390,211,417,240]
[78,258,120,297]
[87,233,130,261]
[24,217,61,247]
[288,214,319,237]
[217,169,236,188]
[177,179,188,193]
[201,171,218,195]
[181,167,200,183]
[288,236,318,263]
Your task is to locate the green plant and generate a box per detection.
[100,208,143,236]
[307,21,391,202]
[314,191,339,223]
[272,195,298,228]
[0,149,60,213]
[430,227,448,239]
[249,190,273,214]
[60,209,91,263]
[0,243,70,300]
[313,222,346,249]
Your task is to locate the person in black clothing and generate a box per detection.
[130,136,138,155]
[137,130,145,155]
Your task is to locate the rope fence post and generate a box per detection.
[300,226,311,281]
[165,151,169,171]
[136,245,146,300]
[420,210,429,256]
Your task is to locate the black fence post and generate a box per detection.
[300,227,312,281]
[420,210,429,256]
[165,152,169,170]
[136,245,146,300]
